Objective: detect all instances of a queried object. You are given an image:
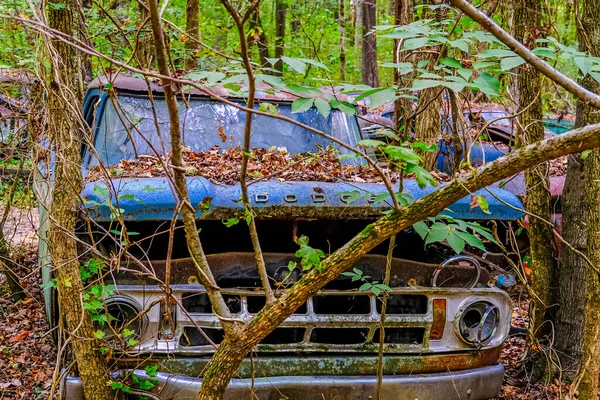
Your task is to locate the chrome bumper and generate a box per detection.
[62,364,504,400]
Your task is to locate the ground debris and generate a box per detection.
[0,245,56,400]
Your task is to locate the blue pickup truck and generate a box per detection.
[37,75,524,400]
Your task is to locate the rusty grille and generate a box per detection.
[178,290,428,351]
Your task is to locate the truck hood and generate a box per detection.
[82,177,524,222]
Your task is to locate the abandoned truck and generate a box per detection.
[36,75,525,400]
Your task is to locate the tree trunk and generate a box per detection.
[249,10,270,67]
[274,0,286,74]
[555,1,600,389]
[564,3,600,396]
[136,0,154,68]
[46,1,112,399]
[184,0,200,70]
[361,0,378,87]
[354,0,362,48]
[339,0,346,80]
[512,0,557,379]
[393,0,412,133]
[413,2,445,170]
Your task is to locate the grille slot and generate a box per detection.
[180,327,224,346]
[310,328,369,344]
[248,296,307,314]
[372,328,425,344]
[182,293,242,314]
[375,295,427,315]
[261,328,305,344]
[313,295,371,315]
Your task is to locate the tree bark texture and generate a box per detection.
[570,3,600,396]
[393,0,412,134]
[274,0,286,74]
[136,0,155,68]
[512,0,557,379]
[184,0,200,70]
[413,2,445,170]
[354,0,362,48]
[46,1,112,399]
[556,1,600,388]
[193,122,600,398]
[361,0,378,87]
[249,10,270,67]
[339,0,346,80]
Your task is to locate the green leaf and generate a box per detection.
[110,381,123,390]
[381,62,413,75]
[440,57,462,69]
[406,164,437,188]
[500,56,526,71]
[357,139,386,148]
[94,330,106,340]
[472,72,500,96]
[575,56,595,76]
[291,97,315,113]
[449,39,469,53]
[336,190,363,204]
[382,145,422,164]
[478,48,517,58]
[222,218,240,227]
[138,380,156,390]
[369,88,398,109]
[402,37,430,51]
[582,149,592,160]
[413,221,429,239]
[359,282,372,292]
[92,185,108,197]
[457,68,473,81]
[471,61,496,70]
[446,233,466,254]
[426,222,449,245]
[532,47,557,60]
[412,79,443,91]
[281,56,307,74]
[454,231,486,252]
[474,194,491,214]
[372,192,391,204]
[330,99,356,115]
[313,98,331,117]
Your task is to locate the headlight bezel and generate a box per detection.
[454,300,501,346]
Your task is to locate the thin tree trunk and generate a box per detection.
[339,0,346,80]
[512,0,557,379]
[393,0,412,134]
[555,1,600,388]
[354,0,362,48]
[46,1,112,398]
[136,0,154,68]
[361,0,378,87]
[249,10,270,67]
[184,0,200,70]
[274,0,286,74]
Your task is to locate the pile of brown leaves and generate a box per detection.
[549,156,567,177]
[88,146,406,184]
[0,246,56,400]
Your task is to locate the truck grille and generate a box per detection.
[176,290,428,352]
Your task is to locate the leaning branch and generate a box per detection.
[449,0,600,109]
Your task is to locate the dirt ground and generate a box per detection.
[0,207,575,399]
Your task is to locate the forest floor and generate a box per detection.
[0,206,575,400]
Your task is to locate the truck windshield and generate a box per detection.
[87,95,362,167]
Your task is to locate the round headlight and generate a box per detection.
[458,301,499,345]
[96,295,146,344]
